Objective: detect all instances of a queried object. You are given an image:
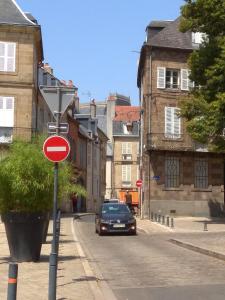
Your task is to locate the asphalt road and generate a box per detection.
[74,214,225,300]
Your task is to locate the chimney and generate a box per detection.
[68,80,74,87]
[43,63,53,74]
[90,99,96,118]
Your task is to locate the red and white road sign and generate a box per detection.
[136,179,143,188]
[43,135,70,162]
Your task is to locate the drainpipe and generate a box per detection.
[148,48,152,219]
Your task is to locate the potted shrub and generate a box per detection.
[0,137,86,262]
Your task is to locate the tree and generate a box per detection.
[179,0,225,151]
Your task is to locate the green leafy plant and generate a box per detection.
[0,137,86,213]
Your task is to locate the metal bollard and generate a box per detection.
[7,263,18,300]
[204,221,208,231]
[171,217,174,228]
[166,216,170,227]
[162,216,165,225]
[158,215,161,223]
[154,213,157,222]
[151,212,154,221]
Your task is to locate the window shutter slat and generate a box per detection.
[165,107,172,136]
[181,69,189,91]
[122,142,126,154]
[157,67,166,89]
[174,109,181,137]
[127,142,132,154]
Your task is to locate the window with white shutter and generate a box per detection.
[181,69,189,91]
[157,67,166,89]
[0,42,16,72]
[122,165,131,185]
[0,97,14,127]
[122,142,132,160]
[165,107,181,139]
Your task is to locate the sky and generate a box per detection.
[17,0,185,105]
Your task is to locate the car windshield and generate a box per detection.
[101,204,130,214]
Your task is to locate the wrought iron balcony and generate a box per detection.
[146,133,208,152]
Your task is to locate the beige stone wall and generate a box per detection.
[0,25,43,141]
[113,137,139,197]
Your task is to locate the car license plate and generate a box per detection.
[113,224,125,228]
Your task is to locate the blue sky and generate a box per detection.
[17,0,184,105]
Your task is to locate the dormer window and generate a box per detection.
[192,32,205,44]
[0,42,16,72]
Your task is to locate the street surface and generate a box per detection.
[74,214,225,300]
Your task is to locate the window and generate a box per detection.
[192,32,206,44]
[0,42,16,72]
[194,159,208,189]
[122,165,131,186]
[166,69,179,89]
[0,97,14,127]
[165,107,181,139]
[157,67,193,91]
[122,142,132,160]
[165,157,179,188]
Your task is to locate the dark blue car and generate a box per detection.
[95,203,136,235]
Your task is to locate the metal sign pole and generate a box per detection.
[48,88,61,300]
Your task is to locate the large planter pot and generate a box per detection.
[2,212,48,262]
[42,213,50,243]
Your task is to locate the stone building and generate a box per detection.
[0,0,49,144]
[137,17,225,217]
[112,106,140,206]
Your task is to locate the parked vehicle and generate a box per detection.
[103,198,120,203]
[95,203,136,235]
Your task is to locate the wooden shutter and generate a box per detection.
[174,108,181,137]
[122,165,126,181]
[165,107,181,138]
[181,69,189,91]
[165,107,173,137]
[6,43,16,72]
[0,97,14,127]
[122,142,126,154]
[0,42,5,71]
[157,67,166,89]
[127,142,132,154]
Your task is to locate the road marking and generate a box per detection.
[47,146,66,152]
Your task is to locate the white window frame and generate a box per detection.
[165,107,181,139]
[122,165,131,182]
[0,42,16,72]
[122,142,132,154]
[0,96,14,127]
[166,69,180,89]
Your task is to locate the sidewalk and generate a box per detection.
[137,216,225,261]
[0,215,94,300]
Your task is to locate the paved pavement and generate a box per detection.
[0,215,95,300]
[1,213,225,299]
[137,216,225,261]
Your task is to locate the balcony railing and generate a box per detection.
[147,133,208,152]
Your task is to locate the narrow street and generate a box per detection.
[74,214,225,300]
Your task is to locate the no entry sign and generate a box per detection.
[136,179,143,188]
[43,135,70,162]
